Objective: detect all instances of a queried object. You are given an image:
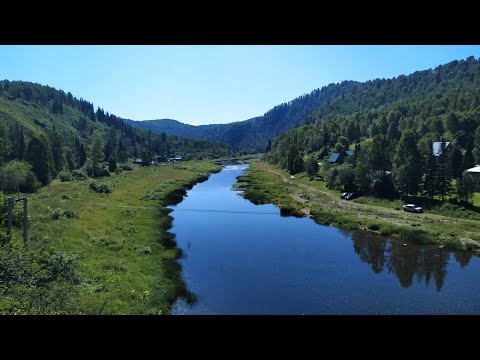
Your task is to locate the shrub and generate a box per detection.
[89,182,112,194]
[114,167,123,175]
[96,167,111,177]
[0,160,41,193]
[122,164,133,171]
[71,169,88,181]
[59,170,73,182]
[51,208,62,220]
[63,210,77,219]
[367,223,380,231]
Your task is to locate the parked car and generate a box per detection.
[340,192,355,200]
[403,204,423,213]
[290,175,295,179]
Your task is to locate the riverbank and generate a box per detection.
[8,161,220,314]
[237,161,480,251]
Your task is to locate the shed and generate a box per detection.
[466,165,480,191]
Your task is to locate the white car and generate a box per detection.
[403,204,423,213]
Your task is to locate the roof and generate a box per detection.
[328,153,341,163]
[467,165,480,173]
[345,150,354,156]
[432,141,451,156]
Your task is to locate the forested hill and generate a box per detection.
[265,56,480,199]
[126,81,358,152]
[128,57,480,155]
[0,80,230,192]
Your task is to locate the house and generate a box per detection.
[167,155,184,162]
[133,158,143,164]
[432,141,451,157]
[155,155,168,162]
[328,152,343,164]
[328,150,353,164]
[466,165,480,191]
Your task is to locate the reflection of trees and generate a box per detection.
[352,230,387,274]
[454,252,472,269]
[350,230,453,292]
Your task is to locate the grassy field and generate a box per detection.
[238,161,480,251]
[474,192,480,207]
[7,160,220,314]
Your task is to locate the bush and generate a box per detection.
[51,209,62,220]
[0,160,41,193]
[71,169,88,181]
[114,167,123,175]
[122,164,134,171]
[89,182,112,194]
[96,167,111,177]
[63,210,77,219]
[59,170,73,182]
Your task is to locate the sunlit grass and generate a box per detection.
[13,160,220,314]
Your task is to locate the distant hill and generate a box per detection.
[128,57,480,156]
[265,56,480,178]
[126,81,358,152]
[0,80,230,190]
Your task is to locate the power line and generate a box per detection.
[172,208,279,215]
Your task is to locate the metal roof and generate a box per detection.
[467,165,480,173]
[432,141,451,156]
[328,153,340,163]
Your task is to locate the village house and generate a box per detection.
[467,165,480,191]
[328,150,354,164]
[432,141,451,157]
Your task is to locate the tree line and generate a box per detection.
[266,56,480,204]
[0,80,231,194]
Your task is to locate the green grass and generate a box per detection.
[474,192,480,207]
[8,160,220,314]
[241,161,480,251]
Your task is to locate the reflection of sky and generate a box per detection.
[170,166,480,315]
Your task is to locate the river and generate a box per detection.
[169,164,480,314]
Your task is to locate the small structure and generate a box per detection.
[328,150,353,165]
[432,142,451,157]
[133,158,143,164]
[328,152,343,164]
[466,165,480,191]
[168,155,184,162]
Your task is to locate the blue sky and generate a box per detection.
[1,45,480,125]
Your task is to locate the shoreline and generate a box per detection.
[237,161,480,252]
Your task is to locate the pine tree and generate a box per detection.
[392,129,422,197]
[456,171,475,203]
[305,157,319,178]
[48,128,64,176]
[25,135,53,186]
[436,140,452,201]
[450,144,463,179]
[463,141,475,170]
[88,131,105,177]
[423,141,437,200]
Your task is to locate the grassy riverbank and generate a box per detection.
[238,161,480,251]
[5,161,220,314]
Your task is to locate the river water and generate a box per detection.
[170,164,480,314]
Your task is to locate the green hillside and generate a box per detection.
[265,56,480,204]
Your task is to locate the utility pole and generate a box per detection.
[5,196,29,249]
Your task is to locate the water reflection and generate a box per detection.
[350,230,455,292]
